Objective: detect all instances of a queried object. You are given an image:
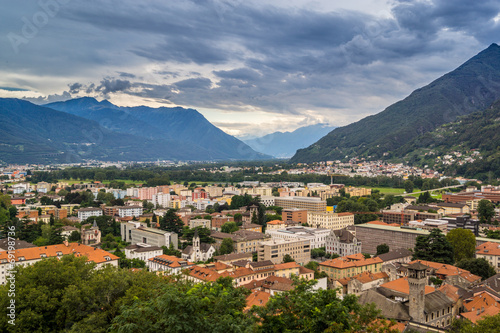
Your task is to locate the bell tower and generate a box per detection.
[407,261,428,324]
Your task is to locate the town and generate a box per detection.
[1,163,500,332]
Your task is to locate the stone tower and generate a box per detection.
[407,261,428,323]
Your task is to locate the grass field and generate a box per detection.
[361,187,420,195]
[58,179,139,185]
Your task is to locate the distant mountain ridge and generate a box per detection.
[45,97,270,161]
[0,98,270,164]
[243,124,336,158]
[291,43,500,163]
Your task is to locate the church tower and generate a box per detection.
[408,261,428,324]
[193,228,201,261]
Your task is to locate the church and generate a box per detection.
[182,229,216,262]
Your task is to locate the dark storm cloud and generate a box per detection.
[2,0,499,126]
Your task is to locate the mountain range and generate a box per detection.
[291,43,500,163]
[243,124,336,158]
[0,98,269,164]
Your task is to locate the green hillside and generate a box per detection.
[399,100,500,179]
[291,43,500,162]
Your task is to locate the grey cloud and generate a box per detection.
[96,79,132,95]
[118,72,136,78]
[173,78,212,90]
[68,82,83,94]
[23,91,72,104]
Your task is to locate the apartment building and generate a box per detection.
[326,229,362,257]
[257,238,311,265]
[282,208,307,224]
[274,197,327,213]
[307,211,354,230]
[121,221,178,249]
[77,207,103,222]
[118,205,143,218]
[319,253,383,280]
[211,230,270,254]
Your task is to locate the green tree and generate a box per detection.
[159,209,184,234]
[478,199,495,223]
[376,243,390,256]
[112,277,252,333]
[221,221,239,233]
[456,258,496,280]
[413,229,454,265]
[162,243,182,258]
[68,230,81,242]
[250,278,399,333]
[404,180,414,193]
[219,238,234,255]
[283,254,294,263]
[446,228,476,262]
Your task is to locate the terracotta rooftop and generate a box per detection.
[245,290,270,311]
[461,304,500,324]
[266,220,284,225]
[320,254,383,269]
[379,277,435,296]
[409,260,481,283]
[274,262,301,270]
[477,241,500,256]
[464,291,498,312]
[149,255,194,268]
[0,242,118,264]
[188,265,222,282]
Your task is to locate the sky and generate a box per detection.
[0,0,499,139]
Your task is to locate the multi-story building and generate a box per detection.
[205,186,224,198]
[189,218,211,229]
[211,215,234,231]
[319,253,383,280]
[211,230,270,254]
[257,238,311,265]
[137,187,158,201]
[274,197,326,212]
[151,192,171,208]
[77,207,103,222]
[259,196,276,207]
[147,255,195,273]
[265,226,330,249]
[326,229,361,256]
[282,208,307,225]
[307,211,354,230]
[266,220,286,230]
[118,205,143,218]
[0,242,118,284]
[125,243,163,262]
[81,220,101,245]
[408,219,448,233]
[476,242,500,272]
[121,221,178,249]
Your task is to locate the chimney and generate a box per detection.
[63,240,69,247]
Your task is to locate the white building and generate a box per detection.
[118,205,143,218]
[124,243,163,262]
[77,207,103,222]
[265,226,330,249]
[121,221,178,249]
[181,230,216,262]
[325,229,361,256]
[152,192,171,208]
[147,255,195,273]
[260,196,276,207]
[126,187,139,198]
[307,212,355,230]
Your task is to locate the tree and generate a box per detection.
[159,209,184,235]
[249,278,399,333]
[162,244,182,258]
[478,199,495,223]
[376,244,390,256]
[283,254,294,263]
[446,229,476,262]
[221,222,239,233]
[404,180,414,193]
[304,261,329,279]
[219,238,234,255]
[68,230,81,242]
[413,229,454,265]
[251,211,258,225]
[456,258,496,280]
[311,247,326,259]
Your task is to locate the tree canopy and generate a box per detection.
[413,229,454,265]
[446,228,476,263]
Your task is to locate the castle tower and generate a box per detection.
[407,261,428,324]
